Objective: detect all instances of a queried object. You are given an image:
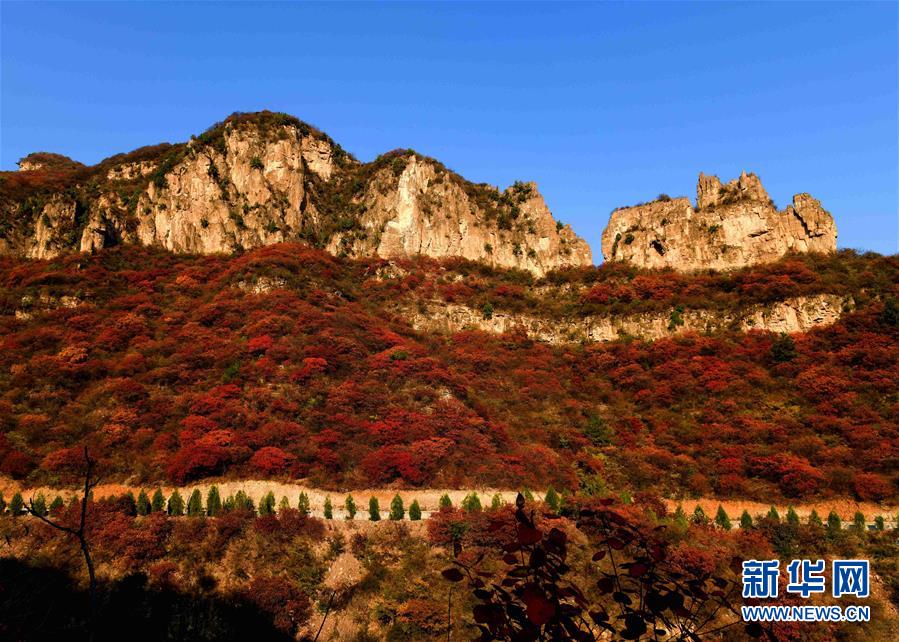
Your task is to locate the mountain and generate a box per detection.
[601,171,837,271]
[0,111,591,276]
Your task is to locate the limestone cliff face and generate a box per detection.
[0,112,591,275]
[326,155,590,275]
[405,293,850,345]
[601,172,837,271]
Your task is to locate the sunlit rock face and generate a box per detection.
[601,172,837,272]
[1,112,591,275]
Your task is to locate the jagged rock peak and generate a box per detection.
[0,110,591,275]
[601,172,837,272]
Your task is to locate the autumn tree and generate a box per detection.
[25,447,99,642]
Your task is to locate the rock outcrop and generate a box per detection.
[406,293,851,345]
[0,111,591,275]
[601,172,837,271]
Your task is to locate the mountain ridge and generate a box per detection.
[0,111,591,275]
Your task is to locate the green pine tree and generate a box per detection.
[187,489,203,517]
[409,499,422,521]
[49,495,65,514]
[32,493,48,517]
[235,490,255,514]
[298,492,310,516]
[323,496,333,520]
[544,487,560,512]
[874,516,885,531]
[827,511,842,531]
[345,495,357,520]
[740,510,753,529]
[767,506,780,523]
[123,491,137,516]
[462,492,482,512]
[0,493,5,514]
[490,493,503,510]
[168,490,185,516]
[691,505,707,525]
[673,504,689,529]
[151,488,166,513]
[853,511,866,531]
[222,495,236,513]
[438,493,453,509]
[786,506,800,526]
[770,333,797,363]
[522,488,535,502]
[10,492,24,517]
[279,496,290,513]
[206,486,222,517]
[259,491,276,516]
[368,496,381,521]
[389,494,404,521]
[880,296,899,327]
[136,490,151,516]
[809,510,822,527]
[715,505,731,531]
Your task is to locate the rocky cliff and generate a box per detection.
[0,111,591,275]
[404,293,851,345]
[601,172,837,271]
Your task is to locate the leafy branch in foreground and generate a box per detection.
[25,446,100,642]
[443,494,766,641]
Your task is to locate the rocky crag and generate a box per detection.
[0,111,590,276]
[601,172,837,271]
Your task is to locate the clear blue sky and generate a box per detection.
[2,2,896,257]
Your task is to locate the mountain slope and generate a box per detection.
[0,244,895,501]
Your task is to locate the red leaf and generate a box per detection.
[521,585,555,626]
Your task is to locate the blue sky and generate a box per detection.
[2,2,896,257]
